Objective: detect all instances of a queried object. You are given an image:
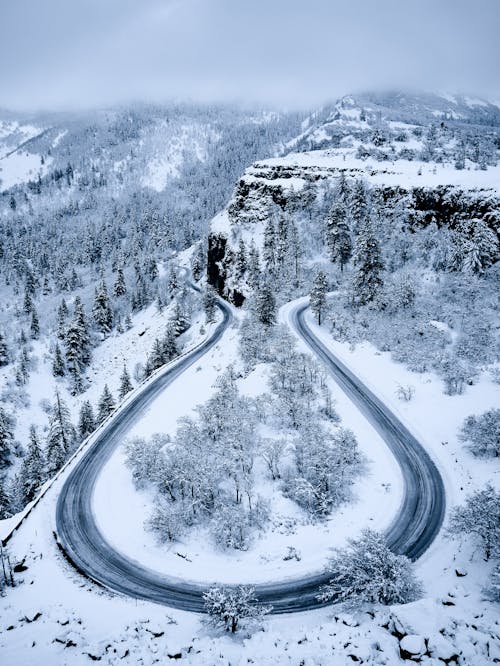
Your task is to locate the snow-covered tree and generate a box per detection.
[118,365,133,400]
[0,407,15,468]
[113,267,127,297]
[351,220,384,305]
[459,408,500,458]
[203,286,217,324]
[46,392,76,476]
[310,271,328,325]
[462,219,499,275]
[255,281,276,327]
[447,485,500,560]
[318,529,422,606]
[19,425,46,503]
[326,204,352,270]
[78,400,96,440]
[52,342,65,377]
[0,331,8,366]
[0,475,10,519]
[97,384,116,423]
[92,279,114,335]
[203,585,271,633]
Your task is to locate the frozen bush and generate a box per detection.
[459,408,500,458]
[203,585,271,633]
[318,529,422,606]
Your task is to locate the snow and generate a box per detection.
[0,151,51,191]
[254,148,500,193]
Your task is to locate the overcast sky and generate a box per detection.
[1,0,499,111]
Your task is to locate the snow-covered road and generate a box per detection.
[55,297,445,613]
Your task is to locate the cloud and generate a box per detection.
[1,0,499,110]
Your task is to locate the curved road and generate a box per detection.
[56,298,445,614]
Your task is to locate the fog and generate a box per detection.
[1,0,499,110]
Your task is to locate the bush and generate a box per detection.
[203,585,271,633]
[459,408,500,458]
[447,485,500,561]
[318,529,422,607]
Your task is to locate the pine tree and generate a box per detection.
[235,238,247,281]
[168,266,178,295]
[0,331,8,366]
[97,385,116,423]
[46,392,76,476]
[93,280,114,335]
[255,281,276,327]
[19,426,46,503]
[170,300,190,337]
[263,219,276,274]
[350,180,370,233]
[247,240,261,288]
[0,474,10,519]
[326,204,352,271]
[113,267,127,297]
[351,221,384,306]
[23,290,34,316]
[56,299,68,339]
[162,323,178,362]
[119,365,133,400]
[52,342,65,377]
[78,400,96,440]
[0,407,15,468]
[203,286,217,324]
[310,271,329,325]
[124,313,133,330]
[65,298,91,392]
[30,308,40,339]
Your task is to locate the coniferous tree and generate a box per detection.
[0,331,8,366]
[170,300,190,337]
[326,204,352,271]
[56,299,68,339]
[119,365,133,400]
[203,286,217,324]
[97,385,116,423]
[0,474,10,519]
[23,290,34,316]
[78,400,96,440]
[52,343,65,377]
[92,280,114,335]
[0,407,15,468]
[262,218,276,275]
[350,179,370,233]
[235,238,247,281]
[46,392,76,476]
[255,281,276,327]
[113,267,127,297]
[310,271,329,325]
[162,323,178,362]
[247,240,261,288]
[19,425,46,503]
[30,308,40,339]
[351,221,384,306]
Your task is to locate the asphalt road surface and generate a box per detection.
[56,298,445,614]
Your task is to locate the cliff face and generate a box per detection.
[207,142,500,304]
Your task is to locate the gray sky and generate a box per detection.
[1,0,499,110]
